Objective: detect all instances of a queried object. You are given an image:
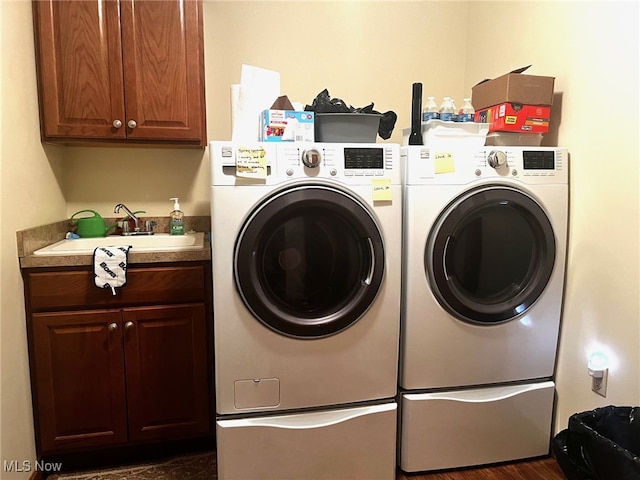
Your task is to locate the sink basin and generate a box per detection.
[33,232,205,256]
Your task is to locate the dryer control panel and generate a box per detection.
[489,149,557,171]
[482,148,567,184]
[401,146,568,186]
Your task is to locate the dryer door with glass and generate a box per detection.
[234,184,385,338]
[426,185,556,325]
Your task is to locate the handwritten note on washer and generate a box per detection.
[434,152,455,174]
[372,178,392,201]
[236,147,267,179]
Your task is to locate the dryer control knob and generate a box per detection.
[302,149,321,168]
[487,150,507,169]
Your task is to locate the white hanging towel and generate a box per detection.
[94,246,131,295]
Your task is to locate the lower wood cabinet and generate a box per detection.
[24,263,213,456]
[123,305,209,443]
[32,309,128,452]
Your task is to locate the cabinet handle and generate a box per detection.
[127,120,137,129]
[112,119,122,129]
[125,321,134,330]
[109,322,118,331]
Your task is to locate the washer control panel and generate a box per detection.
[213,141,401,185]
[278,143,397,180]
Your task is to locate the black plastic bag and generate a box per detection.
[553,406,640,480]
[305,89,397,140]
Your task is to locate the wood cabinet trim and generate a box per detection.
[26,264,207,312]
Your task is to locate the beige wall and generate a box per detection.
[203,1,469,145]
[0,0,638,476]
[1,1,66,477]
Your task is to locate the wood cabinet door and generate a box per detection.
[120,0,206,145]
[123,304,210,441]
[31,310,128,454]
[33,0,127,140]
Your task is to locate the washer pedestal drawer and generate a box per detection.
[400,381,554,473]
[217,402,397,480]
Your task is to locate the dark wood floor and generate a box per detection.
[396,457,566,480]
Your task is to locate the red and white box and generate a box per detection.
[474,103,551,133]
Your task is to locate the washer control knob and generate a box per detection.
[301,149,321,168]
[286,168,294,176]
[487,150,507,169]
[330,168,337,176]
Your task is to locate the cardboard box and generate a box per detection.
[472,71,555,111]
[260,110,314,142]
[474,103,551,133]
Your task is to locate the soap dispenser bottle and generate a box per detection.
[169,197,185,235]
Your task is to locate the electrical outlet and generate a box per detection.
[591,369,608,397]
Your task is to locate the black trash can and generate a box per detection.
[552,405,640,480]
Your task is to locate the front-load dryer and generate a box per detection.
[399,146,568,472]
[210,141,401,480]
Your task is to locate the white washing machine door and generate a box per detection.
[234,184,385,338]
[426,185,556,324]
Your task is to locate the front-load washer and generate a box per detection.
[399,146,568,472]
[210,141,401,479]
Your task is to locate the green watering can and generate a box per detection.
[70,210,118,238]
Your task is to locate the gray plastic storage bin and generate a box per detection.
[314,113,381,143]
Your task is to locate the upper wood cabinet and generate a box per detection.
[32,0,207,147]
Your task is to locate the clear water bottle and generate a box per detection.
[422,96,440,122]
[458,98,475,122]
[450,98,458,122]
[439,97,455,122]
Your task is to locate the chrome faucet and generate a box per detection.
[114,203,140,231]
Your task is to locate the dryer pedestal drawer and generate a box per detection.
[217,402,397,480]
[400,381,554,473]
